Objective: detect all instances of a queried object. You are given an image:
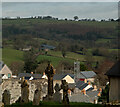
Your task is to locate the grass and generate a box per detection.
[2,48,24,66]
[37,55,74,67]
[5,101,103,107]
[2,47,105,68]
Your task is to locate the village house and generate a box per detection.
[75,71,96,83]
[18,73,42,80]
[105,60,120,103]
[0,64,12,79]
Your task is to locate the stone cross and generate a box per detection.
[61,80,69,105]
[33,86,42,105]
[2,90,11,105]
[21,79,29,103]
[45,63,55,98]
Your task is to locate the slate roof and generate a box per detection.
[105,60,120,77]
[86,90,99,102]
[80,71,96,78]
[69,93,90,103]
[79,83,88,90]
[18,73,42,80]
[53,73,74,80]
[41,44,56,50]
[76,80,84,89]
[68,83,75,89]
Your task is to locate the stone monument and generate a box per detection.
[2,90,11,105]
[21,78,29,103]
[61,80,69,105]
[44,63,55,101]
[53,83,62,102]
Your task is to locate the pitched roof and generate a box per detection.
[0,64,12,75]
[68,83,75,89]
[76,80,84,89]
[53,73,74,80]
[105,60,120,77]
[69,93,90,103]
[18,73,42,79]
[79,83,88,90]
[41,44,56,50]
[81,71,96,78]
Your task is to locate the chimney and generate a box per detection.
[84,79,87,83]
[93,85,97,91]
[43,72,45,75]
[82,89,86,95]
[99,88,102,92]
[97,92,101,97]
[31,72,33,74]
[88,82,91,85]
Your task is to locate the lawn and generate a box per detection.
[5,101,103,107]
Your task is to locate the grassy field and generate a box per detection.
[2,48,24,66]
[5,101,103,107]
[3,18,117,29]
[2,47,105,67]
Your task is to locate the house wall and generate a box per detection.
[109,77,120,102]
[63,75,75,83]
[0,65,12,77]
[87,78,95,83]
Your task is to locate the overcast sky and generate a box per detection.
[2,2,119,20]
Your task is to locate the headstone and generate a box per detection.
[53,83,62,102]
[61,80,69,105]
[21,79,29,103]
[44,63,55,100]
[2,90,11,105]
[33,87,41,105]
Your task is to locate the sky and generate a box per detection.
[1,2,119,20]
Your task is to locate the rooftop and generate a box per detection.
[105,60,120,77]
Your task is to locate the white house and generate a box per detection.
[0,64,12,79]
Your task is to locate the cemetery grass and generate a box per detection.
[5,101,103,107]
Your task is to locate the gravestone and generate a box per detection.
[44,63,55,100]
[61,80,69,105]
[33,87,41,105]
[21,79,29,103]
[53,83,62,102]
[2,90,11,105]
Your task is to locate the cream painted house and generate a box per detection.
[0,64,12,78]
[105,60,120,103]
[53,73,75,87]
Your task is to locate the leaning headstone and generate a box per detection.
[33,87,41,105]
[21,79,29,103]
[61,80,69,105]
[53,83,62,102]
[2,90,11,105]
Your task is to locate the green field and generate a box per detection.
[5,101,102,107]
[2,48,24,66]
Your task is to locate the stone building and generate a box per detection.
[105,60,120,102]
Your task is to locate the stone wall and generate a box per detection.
[1,78,48,104]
